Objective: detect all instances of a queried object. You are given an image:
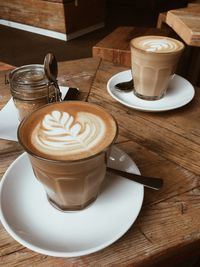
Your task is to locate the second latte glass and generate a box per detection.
[130,36,184,100]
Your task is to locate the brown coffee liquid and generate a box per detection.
[29,150,107,211]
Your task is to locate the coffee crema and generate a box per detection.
[18,101,117,161]
[131,36,184,53]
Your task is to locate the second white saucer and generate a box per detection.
[107,70,195,112]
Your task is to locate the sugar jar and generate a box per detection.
[9,64,57,121]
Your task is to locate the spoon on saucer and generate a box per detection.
[115,79,134,91]
[44,53,62,101]
[107,167,163,190]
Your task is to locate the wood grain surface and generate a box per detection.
[0,0,105,34]
[0,0,66,33]
[166,4,200,46]
[0,58,200,267]
[157,5,200,86]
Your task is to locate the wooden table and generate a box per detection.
[157,4,200,86]
[0,58,200,267]
[157,3,200,47]
[166,4,200,47]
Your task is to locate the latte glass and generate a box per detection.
[18,101,118,211]
[130,36,184,100]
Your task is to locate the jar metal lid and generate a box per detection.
[9,64,48,89]
[8,64,54,100]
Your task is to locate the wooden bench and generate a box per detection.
[0,0,105,41]
[157,4,200,86]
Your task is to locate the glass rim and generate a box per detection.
[130,35,185,55]
[9,64,48,88]
[17,101,118,164]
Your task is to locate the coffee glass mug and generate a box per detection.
[130,35,184,100]
[18,101,118,211]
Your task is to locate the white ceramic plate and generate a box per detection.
[107,70,195,112]
[0,146,144,257]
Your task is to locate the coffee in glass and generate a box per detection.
[130,36,184,100]
[18,101,118,211]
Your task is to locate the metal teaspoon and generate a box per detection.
[107,167,163,190]
[44,53,62,101]
[115,79,134,91]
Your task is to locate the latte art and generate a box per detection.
[131,36,184,54]
[18,101,117,161]
[140,39,178,52]
[32,110,106,154]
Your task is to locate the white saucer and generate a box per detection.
[107,70,195,112]
[0,146,144,257]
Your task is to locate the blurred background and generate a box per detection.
[0,0,191,66]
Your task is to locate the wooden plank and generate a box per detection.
[166,4,200,46]
[0,0,66,33]
[157,12,167,29]
[158,5,200,86]
[92,26,172,67]
[0,0,105,34]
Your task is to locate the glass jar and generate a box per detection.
[9,64,57,121]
